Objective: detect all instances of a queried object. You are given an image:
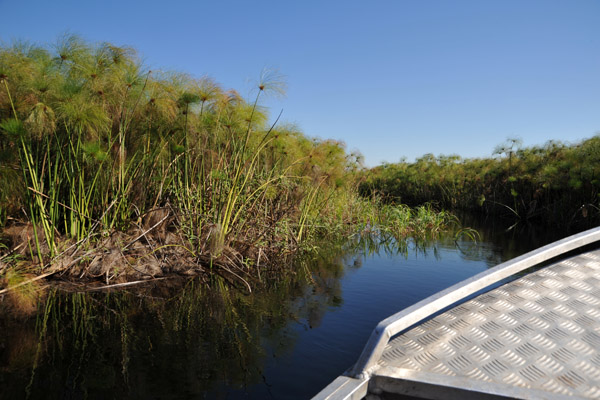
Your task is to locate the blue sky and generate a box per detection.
[1,0,599,166]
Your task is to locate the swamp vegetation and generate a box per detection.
[0,34,591,400]
[0,35,458,294]
[360,136,600,229]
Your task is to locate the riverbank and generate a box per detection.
[0,200,460,299]
[0,35,462,294]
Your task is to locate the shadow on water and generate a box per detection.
[0,214,576,399]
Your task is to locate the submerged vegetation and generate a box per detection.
[0,35,457,291]
[360,136,600,229]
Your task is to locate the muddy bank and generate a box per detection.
[0,211,294,294]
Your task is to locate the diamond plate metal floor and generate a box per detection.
[375,249,600,398]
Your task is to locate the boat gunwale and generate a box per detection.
[313,226,600,399]
[344,226,600,381]
[346,226,600,380]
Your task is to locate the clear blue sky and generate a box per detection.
[1,0,599,166]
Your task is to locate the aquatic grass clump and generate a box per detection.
[0,36,356,282]
[0,36,461,290]
[292,185,465,257]
[372,203,458,244]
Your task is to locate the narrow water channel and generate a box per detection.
[0,218,575,399]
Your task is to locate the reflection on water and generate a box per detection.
[0,252,349,400]
[0,217,575,399]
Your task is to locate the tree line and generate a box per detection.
[359,136,600,229]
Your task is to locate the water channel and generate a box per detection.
[0,217,578,399]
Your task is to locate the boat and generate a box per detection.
[313,226,600,399]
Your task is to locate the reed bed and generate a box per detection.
[360,137,600,229]
[0,35,458,291]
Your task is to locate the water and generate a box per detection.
[0,218,572,399]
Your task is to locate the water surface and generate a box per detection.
[0,219,571,399]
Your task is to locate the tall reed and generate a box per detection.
[0,36,459,283]
[360,136,600,228]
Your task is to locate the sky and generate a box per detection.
[1,0,599,166]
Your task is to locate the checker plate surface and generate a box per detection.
[377,249,600,398]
